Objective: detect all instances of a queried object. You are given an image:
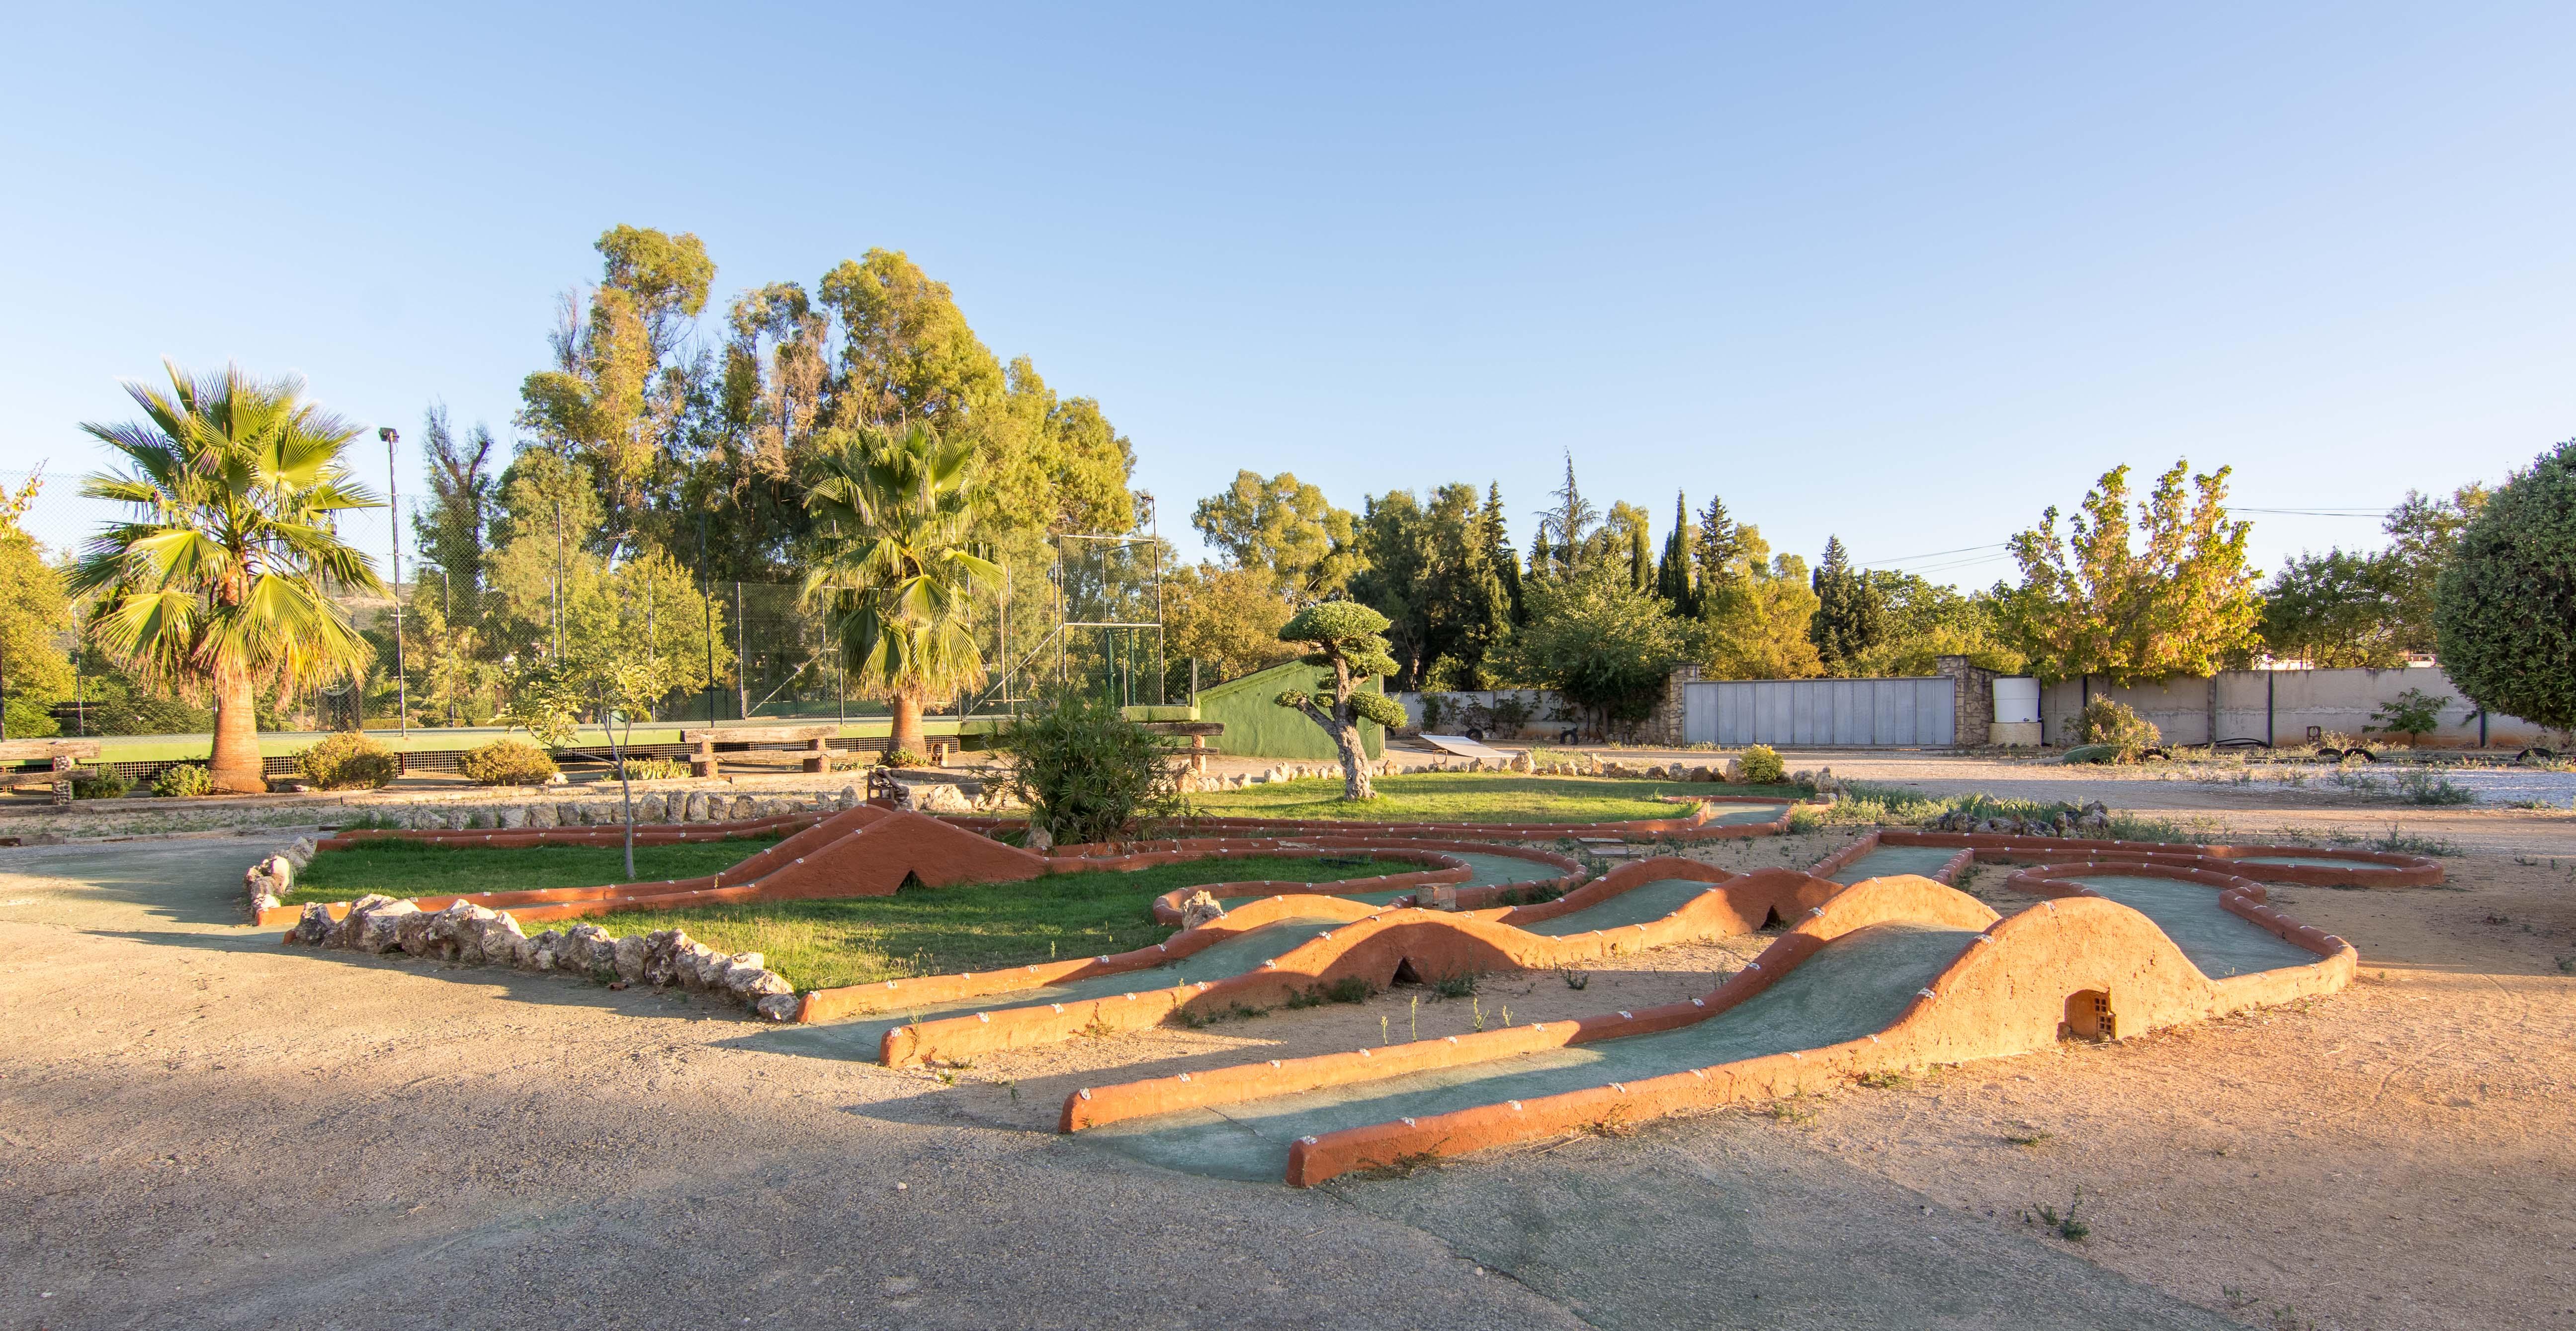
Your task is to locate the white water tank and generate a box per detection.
[1992,677,2041,724]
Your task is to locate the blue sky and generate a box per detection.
[5,2,2571,586]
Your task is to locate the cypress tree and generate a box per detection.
[1655,490,1694,614]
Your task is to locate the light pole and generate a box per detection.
[381,426,405,740]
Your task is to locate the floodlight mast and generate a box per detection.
[381,426,404,740]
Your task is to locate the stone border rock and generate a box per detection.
[242,836,319,916]
[281,895,800,1019]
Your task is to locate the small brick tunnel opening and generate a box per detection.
[1389,958,1425,987]
[2062,989,2117,1041]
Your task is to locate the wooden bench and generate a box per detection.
[0,740,105,806]
[1140,721,1225,773]
[681,725,852,778]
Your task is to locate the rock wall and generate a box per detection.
[283,896,801,1019]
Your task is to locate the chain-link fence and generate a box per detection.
[4,468,1165,742]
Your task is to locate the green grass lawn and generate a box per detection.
[601,855,1411,989]
[1185,771,1808,823]
[286,835,787,906]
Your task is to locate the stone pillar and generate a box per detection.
[1633,664,1699,747]
[1934,655,1995,749]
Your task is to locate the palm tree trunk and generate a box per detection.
[890,694,925,758]
[209,671,266,793]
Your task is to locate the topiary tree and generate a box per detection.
[1274,602,1408,801]
[2433,439,2576,735]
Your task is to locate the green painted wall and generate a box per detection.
[1193,661,1385,761]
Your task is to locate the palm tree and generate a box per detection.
[72,364,385,792]
[802,423,998,756]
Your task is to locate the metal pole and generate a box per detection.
[552,502,564,659]
[734,580,747,721]
[382,427,404,738]
[698,510,714,726]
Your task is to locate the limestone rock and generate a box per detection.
[288,904,338,946]
[521,929,565,972]
[526,802,559,829]
[838,785,859,810]
[642,929,689,986]
[1721,756,1744,783]
[561,924,615,976]
[353,899,420,954]
[1025,823,1053,852]
[612,934,650,983]
[754,992,802,1021]
[1178,890,1226,930]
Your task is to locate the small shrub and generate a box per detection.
[2067,699,2159,761]
[880,747,927,769]
[458,738,559,786]
[71,769,132,800]
[1556,965,1591,990]
[152,763,215,799]
[1000,694,1178,845]
[1323,976,1374,1004]
[2397,768,2476,806]
[297,731,401,790]
[615,756,690,781]
[1737,744,1787,784]
[2370,687,2451,745]
[1431,972,1479,999]
[2061,743,2119,765]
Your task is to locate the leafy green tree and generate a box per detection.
[1603,500,1654,592]
[1191,470,1361,599]
[412,403,497,622]
[2370,686,2451,746]
[518,226,713,534]
[2433,438,2576,731]
[1349,483,1510,689]
[1847,575,2025,676]
[1162,562,1297,695]
[818,249,1004,434]
[1497,566,1683,737]
[1808,536,1887,674]
[502,597,686,877]
[0,473,72,739]
[73,364,384,792]
[2380,484,2489,651]
[2260,550,2403,667]
[802,424,1001,755]
[1274,602,1408,800]
[1696,551,1824,680]
[2002,460,2261,683]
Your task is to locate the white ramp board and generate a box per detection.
[1419,734,1521,762]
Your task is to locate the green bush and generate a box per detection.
[2435,438,2576,731]
[2370,687,2451,745]
[615,756,690,781]
[880,747,928,769]
[71,769,131,799]
[458,739,559,786]
[1737,744,1787,784]
[2068,698,2160,761]
[152,763,215,798]
[297,732,401,790]
[1001,694,1177,846]
[2061,743,2120,765]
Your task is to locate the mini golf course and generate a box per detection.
[265,792,2436,1187]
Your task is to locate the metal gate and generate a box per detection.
[1683,676,1956,747]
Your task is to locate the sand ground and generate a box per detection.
[4,766,2573,1329]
